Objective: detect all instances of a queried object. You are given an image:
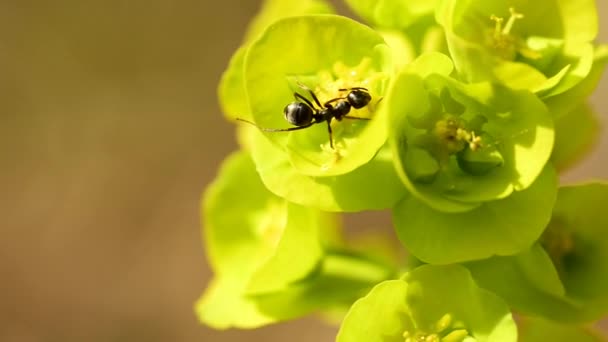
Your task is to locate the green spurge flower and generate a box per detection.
[385,53,557,263]
[436,0,599,98]
[386,53,554,209]
[241,15,408,211]
[337,265,517,342]
[245,15,391,176]
[197,152,391,328]
[201,0,608,339]
[466,183,608,322]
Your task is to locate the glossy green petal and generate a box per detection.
[337,265,517,342]
[251,129,406,212]
[199,151,338,328]
[551,103,599,171]
[467,183,608,322]
[245,15,392,176]
[520,317,605,342]
[343,0,437,30]
[218,0,334,121]
[387,59,554,210]
[393,165,557,264]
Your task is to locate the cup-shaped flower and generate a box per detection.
[436,0,599,98]
[337,265,517,342]
[240,15,408,212]
[386,53,554,211]
[466,183,608,322]
[244,15,392,177]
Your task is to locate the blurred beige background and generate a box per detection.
[0,1,606,341]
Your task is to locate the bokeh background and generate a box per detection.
[1,1,607,341]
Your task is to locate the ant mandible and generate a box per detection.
[237,82,373,149]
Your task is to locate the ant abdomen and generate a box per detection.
[284,102,314,126]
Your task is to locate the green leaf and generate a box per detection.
[251,129,407,212]
[343,0,437,30]
[551,103,599,171]
[393,165,557,264]
[244,15,392,176]
[520,317,606,342]
[337,265,517,342]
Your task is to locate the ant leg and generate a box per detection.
[338,87,368,91]
[323,97,347,107]
[343,116,371,120]
[236,118,314,132]
[326,120,334,149]
[294,92,316,109]
[295,81,323,108]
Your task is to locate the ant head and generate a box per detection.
[284,102,314,126]
[347,89,372,109]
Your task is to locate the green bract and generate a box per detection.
[394,165,557,264]
[245,15,392,177]
[337,265,517,342]
[386,53,554,211]
[436,0,599,98]
[218,0,334,121]
[251,130,406,212]
[197,151,333,328]
[343,0,437,30]
[466,183,608,322]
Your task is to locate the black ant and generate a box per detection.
[237,82,373,149]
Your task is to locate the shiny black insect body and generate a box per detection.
[237,83,372,149]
